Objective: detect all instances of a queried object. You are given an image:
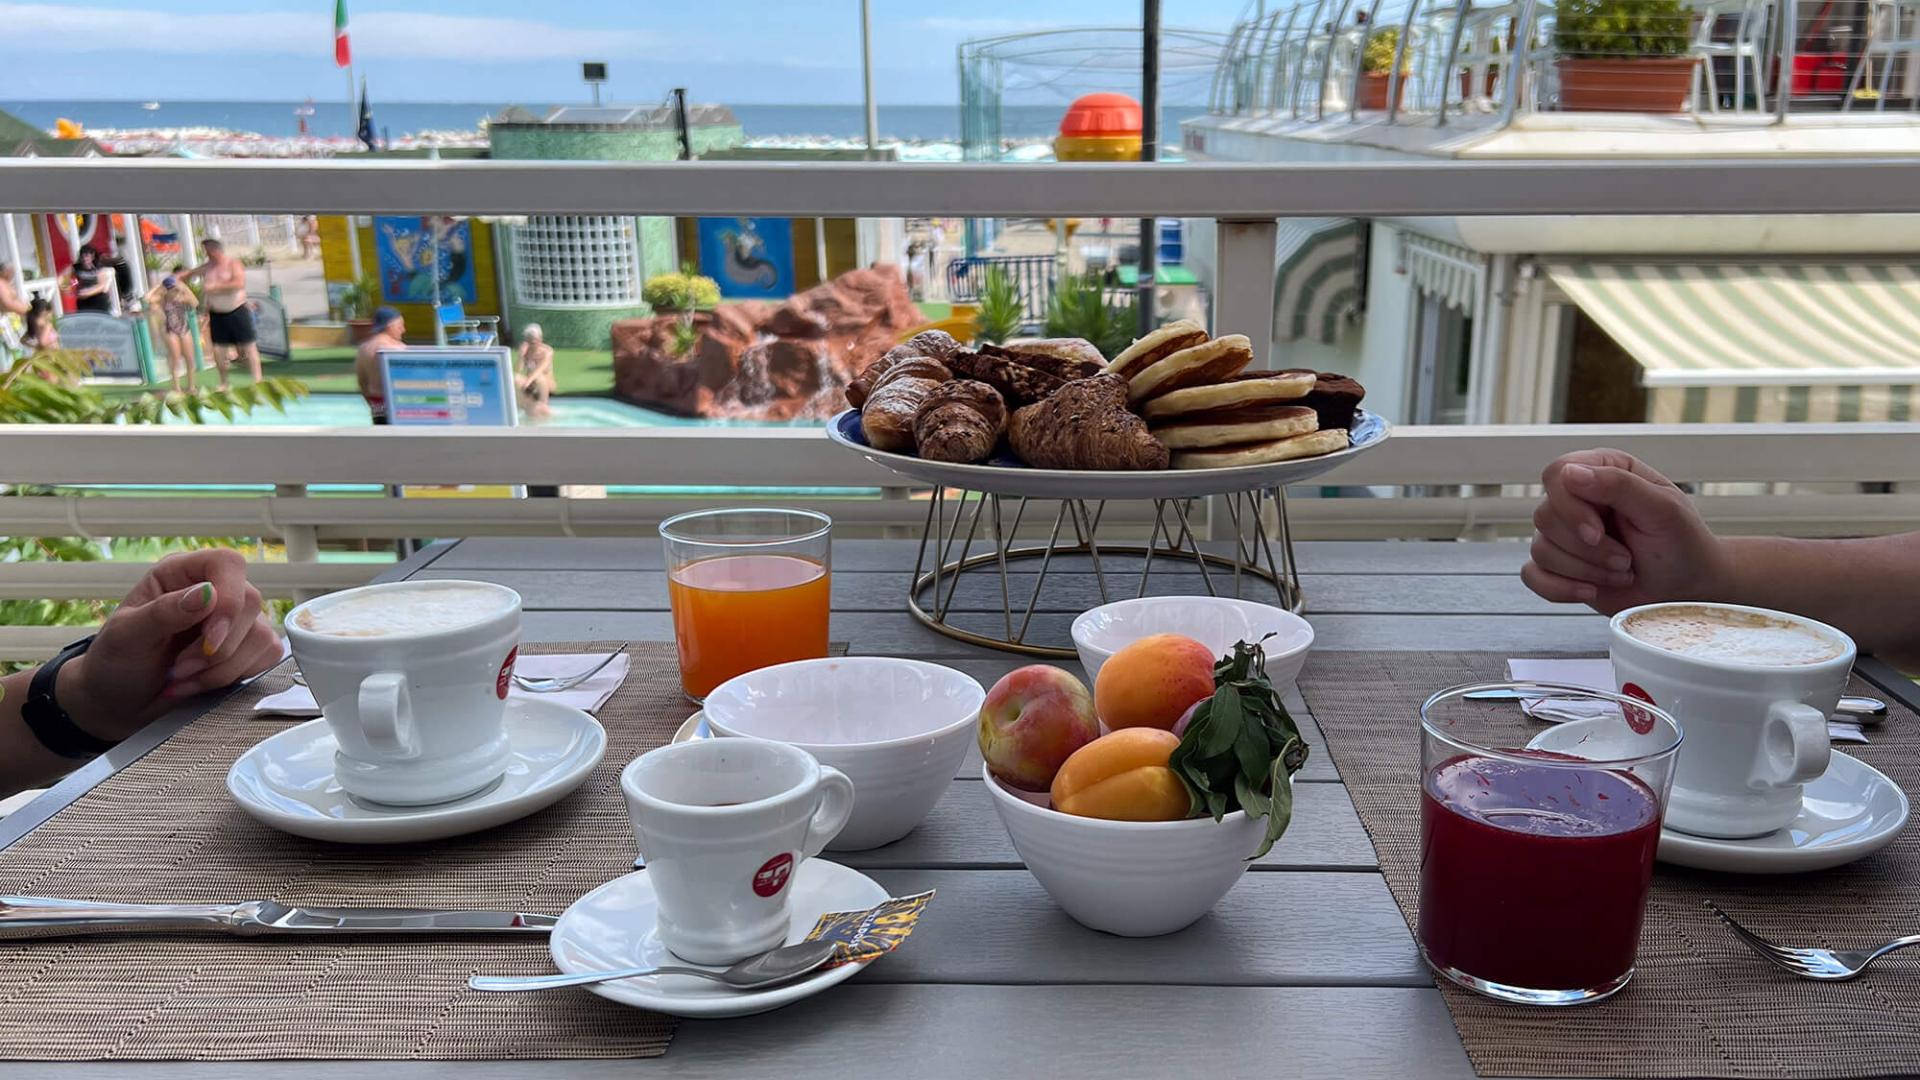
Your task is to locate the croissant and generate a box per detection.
[913,379,1008,464]
[1009,374,1169,471]
[861,375,945,454]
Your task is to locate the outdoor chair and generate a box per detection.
[437,302,499,347]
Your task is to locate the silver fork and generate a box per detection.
[287,644,627,694]
[1708,901,1920,980]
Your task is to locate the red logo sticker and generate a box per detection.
[496,647,517,700]
[752,854,794,898]
[1621,682,1656,735]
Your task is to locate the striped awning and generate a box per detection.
[1274,219,1362,345]
[1546,261,1920,422]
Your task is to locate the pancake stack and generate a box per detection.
[1103,323,1358,469]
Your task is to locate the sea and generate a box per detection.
[0,100,1208,147]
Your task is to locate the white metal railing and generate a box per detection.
[3,157,1919,660]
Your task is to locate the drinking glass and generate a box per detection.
[660,508,832,702]
[1417,682,1683,1005]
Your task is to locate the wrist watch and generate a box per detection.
[23,635,116,760]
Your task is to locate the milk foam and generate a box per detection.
[1623,606,1843,666]
[297,584,509,637]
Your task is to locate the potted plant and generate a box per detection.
[1554,0,1697,113]
[341,271,381,343]
[1460,37,1504,100]
[1359,28,1409,110]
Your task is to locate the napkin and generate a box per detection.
[254,652,632,718]
[1504,657,1867,742]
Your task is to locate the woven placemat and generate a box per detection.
[0,641,823,1062]
[1300,651,1920,1080]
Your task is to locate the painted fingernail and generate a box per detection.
[181,582,213,612]
[202,618,230,656]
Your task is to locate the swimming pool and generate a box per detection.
[159,393,818,430]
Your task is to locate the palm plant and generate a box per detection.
[973,267,1025,345]
[1043,273,1138,359]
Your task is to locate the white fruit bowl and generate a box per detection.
[704,657,984,851]
[1071,596,1314,687]
[982,765,1264,937]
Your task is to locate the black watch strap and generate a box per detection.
[24,635,116,760]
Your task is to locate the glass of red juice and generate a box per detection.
[1417,682,1682,1005]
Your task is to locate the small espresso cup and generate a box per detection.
[285,580,521,807]
[621,739,855,965]
[1610,602,1855,839]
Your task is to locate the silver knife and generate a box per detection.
[0,896,558,940]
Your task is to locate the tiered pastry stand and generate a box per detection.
[826,410,1390,659]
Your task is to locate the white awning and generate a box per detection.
[1545,260,1920,422]
[1274,218,1362,345]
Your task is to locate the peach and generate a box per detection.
[1050,728,1191,822]
[1094,633,1217,731]
[979,664,1100,791]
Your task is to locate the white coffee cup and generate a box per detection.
[285,580,521,807]
[621,739,854,965]
[1610,601,1855,839]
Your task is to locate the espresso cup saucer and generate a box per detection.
[550,859,888,1019]
[671,710,712,744]
[227,698,606,844]
[1527,722,1908,874]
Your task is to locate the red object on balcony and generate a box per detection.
[1058,93,1142,137]
[1791,53,1851,95]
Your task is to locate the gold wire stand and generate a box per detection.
[907,488,1303,659]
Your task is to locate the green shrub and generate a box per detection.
[1554,0,1692,59]
[1043,273,1137,360]
[1363,28,1408,74]
[642,271,721,311]
[974,267,1024,345]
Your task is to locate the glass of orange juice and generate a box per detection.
[660,508,832,701]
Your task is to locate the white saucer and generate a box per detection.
[550,859,889,1018]
[227,698,606,844]
[1526,722,1908,874]
[671,710,711,744]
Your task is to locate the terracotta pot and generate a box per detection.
[1358,72,1406,110]
[1555,57,1696,113]
[1459,69,1502,99]
[347,318,373,344]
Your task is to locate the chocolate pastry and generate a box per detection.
[914,379,1008,464]
[861,376,945,454]
[1009,374,1169,471]
[980,339,1105,380]
[1282,369,1366,431]
[948,349,1068,408]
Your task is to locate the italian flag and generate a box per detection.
[333,0,351,68]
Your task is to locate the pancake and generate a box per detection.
[1102,320,1208,381]
[1126,334,1254,404]
[1170,428,1350,470]
[1140,371,1317,420]
[1150,404,1318,450]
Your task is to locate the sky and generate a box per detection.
[3,1,1253,104]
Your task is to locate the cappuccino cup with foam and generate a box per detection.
[286,580,521,806]
[1610,602,1854,839]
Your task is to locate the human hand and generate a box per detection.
[59,549,283,738]
[1522,449,1729,614]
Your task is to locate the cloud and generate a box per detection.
[0,4,659,62]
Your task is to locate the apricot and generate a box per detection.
[1094,633,1217,731]
[1050,728,1191,822]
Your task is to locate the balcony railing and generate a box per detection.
[4,156,1919,660]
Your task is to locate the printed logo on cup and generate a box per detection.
[752,853,794,898]
[1621,682,1656,735]
[496,647,517,700]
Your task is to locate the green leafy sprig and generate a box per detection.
[1167,636,1311,859]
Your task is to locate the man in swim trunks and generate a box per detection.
[178,239,260,389]
[355,306,407,425]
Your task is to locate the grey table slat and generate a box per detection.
[19,986,1483,1080]
[419,566,1559,616]
[859,869,1428,986]
[841,775,1377,871]
[519,608,1611,658]
[433,537,1532,576]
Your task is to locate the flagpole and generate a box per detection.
[344,53,363,279]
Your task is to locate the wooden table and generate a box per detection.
[12,538,1911,1079]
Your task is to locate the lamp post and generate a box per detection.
[860,0,880,159]
[1137,0,1161,336]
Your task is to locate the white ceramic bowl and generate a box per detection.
[1071,596,1314,687]
[982,765,1264,937]
[703,657,985,852]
